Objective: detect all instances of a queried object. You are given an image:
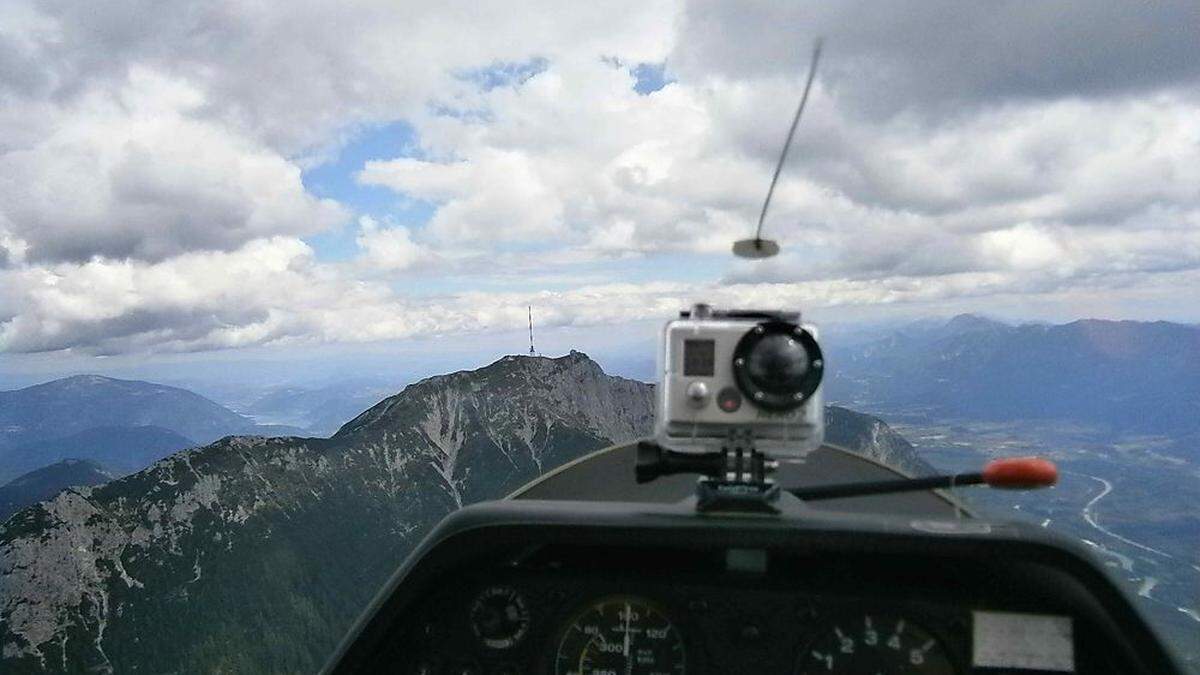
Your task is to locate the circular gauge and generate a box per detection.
[554,596,685,675]
[796,613,958,674]
[469,586,530,650]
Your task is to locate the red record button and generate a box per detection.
[717,387,742,412]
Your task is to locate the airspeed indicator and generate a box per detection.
[554,596,685,675]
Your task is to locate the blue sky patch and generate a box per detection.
[301,121,434,261]
[458,57,549,91]
[632,62,672,95]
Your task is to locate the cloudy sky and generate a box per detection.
[1,1,1198,372]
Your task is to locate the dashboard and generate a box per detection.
[324,498,1183,675]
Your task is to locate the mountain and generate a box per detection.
[0,426,194,483]
[0,375,307,479]
[0,352,927,674]
[0,460,112,523]
[0,375,246,449]
[829,316,1200,440]
[334,352,657,503]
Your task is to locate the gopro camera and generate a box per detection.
[655,304,825,456]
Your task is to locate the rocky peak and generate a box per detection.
[53,375,118,387]
[942,313,1005,335]
[336,351,653,446]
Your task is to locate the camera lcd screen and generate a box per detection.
[683,339,716,376]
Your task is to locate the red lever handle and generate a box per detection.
[982,457,1058,489]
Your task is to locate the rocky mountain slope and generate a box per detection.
[0,352,926,674]
[0,460,112,523]
[825,405,931,476]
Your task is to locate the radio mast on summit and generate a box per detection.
[528,306,536,355]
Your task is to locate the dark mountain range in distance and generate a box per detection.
[0,460,111,523]
[828,315,1200,443]
[0,426,194,483]
[0,375,247,449]
[0,351,925,674]
[0,375,306,478]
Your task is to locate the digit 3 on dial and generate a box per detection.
[796,613,959,674]
[554,595,685,675]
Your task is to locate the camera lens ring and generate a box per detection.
[731,321,824,412]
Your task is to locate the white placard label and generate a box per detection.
[973,611,1074,671]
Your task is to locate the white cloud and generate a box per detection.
[359,150,563,243]
[0,69,348,263]
[378,56,763,254]
[2,1,677,155]
[1,1,678,265]
[371,55,1200,280]
[354,216,430,271]
[5,232,1195,355]
[2,0,1199,356]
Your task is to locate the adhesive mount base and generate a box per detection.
[695,479,782,514]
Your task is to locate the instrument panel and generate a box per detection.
[326,499,1181,675]
[393,556,1092,675]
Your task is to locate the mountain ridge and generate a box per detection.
[829,316,1200,440]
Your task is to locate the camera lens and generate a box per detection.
[732,321,823,411]
[745,334,810,390]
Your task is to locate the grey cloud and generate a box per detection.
[2,306,269,355]
[0,36,50,98]
[673,1,1200,118]
[16,1,669,155]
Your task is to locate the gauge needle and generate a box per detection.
[623,602,631,659]
[622,602,634,675]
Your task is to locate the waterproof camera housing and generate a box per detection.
[655,304,825,456]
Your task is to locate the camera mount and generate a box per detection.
[636,433,784,514]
